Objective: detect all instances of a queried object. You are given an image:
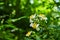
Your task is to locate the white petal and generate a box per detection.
[30,19,33,23]
[36,24,39,28]
[30,23,33,27]
[36,28,40,31]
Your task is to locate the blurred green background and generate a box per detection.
[0,0,60,40]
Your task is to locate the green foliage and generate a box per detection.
[0,0,60,40]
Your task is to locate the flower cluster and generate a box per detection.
[26,14,48,37]
[29,14,47,31]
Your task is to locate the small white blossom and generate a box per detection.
[30,14,36,23]
[30,14,36,19]
[30,23,39,29]
[38,14,47,20]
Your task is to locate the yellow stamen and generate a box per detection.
[32,23,37,29]
[26,31,32,37]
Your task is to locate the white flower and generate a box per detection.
[38,14,47,20]
[30,23,39,29]
[30,14,36,22]
[30,14,36,19]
